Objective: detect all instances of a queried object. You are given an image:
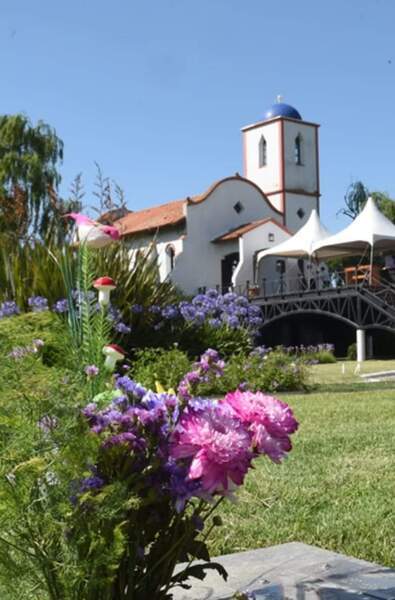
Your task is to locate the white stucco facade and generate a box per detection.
[169,179,282,294]
[117,101,321,297]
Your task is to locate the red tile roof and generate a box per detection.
[116,199,186,236]
[115,176,283,236]
[212,218,291,242]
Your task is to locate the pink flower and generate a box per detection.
[170,404,252,494]
[222,390,298,463]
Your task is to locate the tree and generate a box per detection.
[340,181,395,223]
[371,191,395,223]
[339,181,368,220]
[0,114,63,238]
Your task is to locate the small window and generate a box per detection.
[268,232,275,242]
[297,208,305,219]
[259,136,267,167]
[294,134,302,165]
[233,201,244,214]
[165,244,175,272]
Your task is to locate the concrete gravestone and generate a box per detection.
[173,543,395,600]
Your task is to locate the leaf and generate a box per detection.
[171,561,228,585]
[187,540,210,562]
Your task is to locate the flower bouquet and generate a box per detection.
[74,348,298,599]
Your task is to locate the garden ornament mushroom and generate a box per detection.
[94,276,117,306]
[102,344,126,371]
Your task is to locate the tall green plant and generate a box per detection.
[0,237,178,312]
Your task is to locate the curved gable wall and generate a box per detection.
[171,178,281,293]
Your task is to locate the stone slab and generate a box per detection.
[173,542,395,600]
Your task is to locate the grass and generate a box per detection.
[211,385,395,567]
[309,359,395,392]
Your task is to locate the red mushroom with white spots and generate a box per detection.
[94,276,116,306]
[102,344,126,370]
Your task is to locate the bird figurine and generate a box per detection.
[65,213,120,248]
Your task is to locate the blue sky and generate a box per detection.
[1,0,394,231]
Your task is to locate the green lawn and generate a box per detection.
[311,359,395,385]
[211,384,395,567]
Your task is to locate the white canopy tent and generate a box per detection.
[256,208,331,261]
[312,197,395,259]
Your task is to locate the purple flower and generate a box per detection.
[208,318,221,328]
[38,415,58,433]
[180,303,197,321]
[115,321,131,334]
[161,305,179,320]
[85,364,99,378]
[116,376,147,400]
[131,304,144,314]
[28,296,48,312]
[227,315,240,329]
[0,300,20,319]
[52,298,68,313]
[148,305,162,314]
[79,474,105,493]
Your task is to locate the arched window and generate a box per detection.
[165,244,176,273]
[259,136,267,167]
[294,134,302,165]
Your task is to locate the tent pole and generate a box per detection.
[369,243,374,286]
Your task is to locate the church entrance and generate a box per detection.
[221,252,239,292]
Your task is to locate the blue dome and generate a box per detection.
[264,103,302,121]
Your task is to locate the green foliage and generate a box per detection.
[0,237,178,318]
[347,342,357,361]
[339,181,395,223]
[0,114,63,238]
[198,351,308,396]
[310,350,336,364]
[95,242,179,322]
[177,323,253,359]
[0,235,72,308]
[371,191,395,223]
[131,347,191,390]
[0,312,66,366]
[339,181,368,220]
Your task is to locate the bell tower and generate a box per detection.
[241,97,320,231]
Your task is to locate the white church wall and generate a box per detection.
[233,222,290,289]
[243,120,281,197]
[124,227,184,283]
[283,120,318,194]
[170,179,279,294]
[285,193,318,232]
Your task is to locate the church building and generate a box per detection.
[113,100,320,295]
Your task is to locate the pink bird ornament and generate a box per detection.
[65,213,120,248]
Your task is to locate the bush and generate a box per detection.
[0,312,67,367]
[131,346,191,390]
[198,350,308,396]
[303,350,336,365]
[347,342,357,360]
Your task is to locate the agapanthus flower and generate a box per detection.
[131,304,144,314]
[115,321,131,334]
[28,296,49,312]
[52,298,68,313]
[170,403,252,494]
[0,300,20,319]
[161,305,179,320]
